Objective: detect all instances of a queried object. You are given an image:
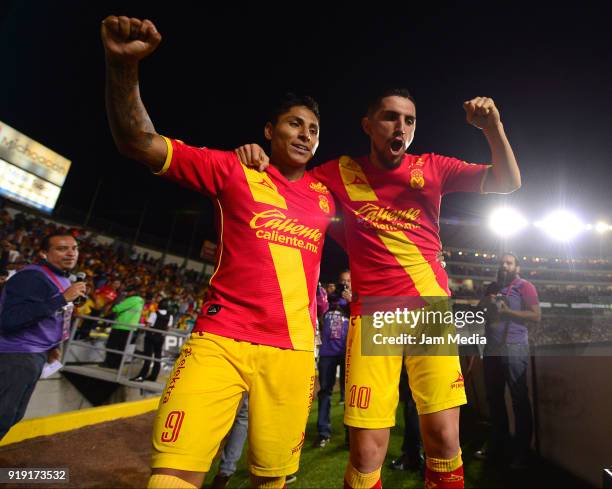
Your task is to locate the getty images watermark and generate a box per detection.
[358,296,486,356]
[357,295,612,357]
[371,306,486,345]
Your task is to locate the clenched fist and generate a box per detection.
[101,15,162,63]
[463,97,501,130]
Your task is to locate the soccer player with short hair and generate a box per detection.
[102,15,334,489]
[237,88,521,488]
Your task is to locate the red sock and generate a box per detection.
[425,465,464,489]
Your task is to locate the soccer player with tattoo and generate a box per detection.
[102,15,333,489]
[237,88,521,488]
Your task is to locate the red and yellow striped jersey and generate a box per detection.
[311,153,489,312]
[158,137,334,350]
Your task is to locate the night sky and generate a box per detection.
[2,2,611,277]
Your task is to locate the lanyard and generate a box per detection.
[502,277,521,297]
[39,265,69,293]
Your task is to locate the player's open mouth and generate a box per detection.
[390,139,404,153]
[291,144,310,154]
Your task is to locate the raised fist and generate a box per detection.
[463,97,501,130]
[101,15,162,63]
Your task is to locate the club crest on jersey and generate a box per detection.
[309,181,329,194]
[319,195,330,214]
[410,168,425,189]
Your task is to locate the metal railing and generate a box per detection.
[61,314,190,392]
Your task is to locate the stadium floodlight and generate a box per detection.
[539,210,585,241]
[595,222,610,234]
[488,207,528,237]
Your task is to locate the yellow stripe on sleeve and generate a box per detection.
[208,199,225,287]
[154,136,174,175]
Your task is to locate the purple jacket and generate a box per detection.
[319,293,349,357]
[0,263,71,353]
[486,276,539,346]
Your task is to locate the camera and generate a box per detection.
[494,293,508,312]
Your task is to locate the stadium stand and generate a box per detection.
[1,202,611,487]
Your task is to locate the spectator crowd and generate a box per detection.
[1,208,207,334]
[3,206,611,344]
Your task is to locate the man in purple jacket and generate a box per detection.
[0,232,86,440]
[475,253,541,470]
[315,270,351,448]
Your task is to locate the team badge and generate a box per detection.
[319,195,330,214]
[309,182,329,194]
[410,168,425,189]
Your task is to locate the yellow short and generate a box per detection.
[151,332,315,476]
[344,316,466,429]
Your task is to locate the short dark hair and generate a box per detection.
[41,232,77,251]
[366,88,416,116]
[502,252,521,267]
[268,92,320,125]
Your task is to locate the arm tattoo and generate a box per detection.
[105,60,156,152]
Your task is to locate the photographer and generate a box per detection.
[475,253,541,470]
[315,270,351,448]
[0,233,86,440]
